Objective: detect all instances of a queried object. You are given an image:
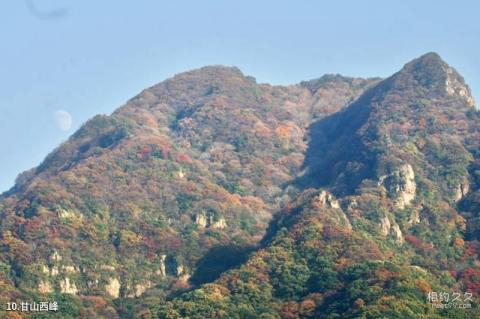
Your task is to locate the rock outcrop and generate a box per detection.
[38,280,53,294]
[407,209,420,225]
[454,180,470,202]
[210,216,227,229]
[50,251,62,262]
[380,164,416,209]
[195,212,227,229]
[379,215,403,244]
[316,190,341,209]
[195,212,208,228]
[105,277,121,298]
[157,254,167,277]
[380,216,391,236]
[391,223,404,244]
[60,277,78,295]
[445,67,476,107]
[127,281,153,298]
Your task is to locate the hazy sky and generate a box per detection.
[1,0,479,192]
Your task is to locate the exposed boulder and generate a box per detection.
[105,277,121,298]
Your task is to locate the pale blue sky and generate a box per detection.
[1,0,479,192]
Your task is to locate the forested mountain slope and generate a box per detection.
[153,53,480,319]
[0,65,377,318]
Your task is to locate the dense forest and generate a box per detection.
[1,53,479,318]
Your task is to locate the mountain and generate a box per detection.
[0,66,377,318]
[153,53,480,319]
[1,53,479,319]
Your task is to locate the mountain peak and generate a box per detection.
[400,52,448,84]
[178,65,246,78]
[403,52,447,74]
[297,52,477,195]
[397,52,476,107]
[412,51,444,64]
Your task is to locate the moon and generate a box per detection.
[54,110,73,131]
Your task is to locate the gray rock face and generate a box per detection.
[60,277,78,295]
[380,164,416,209]
[317,190,341,209]
[210,216,227,229]
[445,67,476,107]
[195,212,208,228]
[315,191,351,229]
[105,277,121,298]
[380,216,391,236]
[391,224,404,244]
[38,280,53,294]
[158,254,167,277]
[454,180,470,202]
[379,215,403,244]
[195,211,227,229]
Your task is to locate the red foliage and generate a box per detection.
[299,299,316,317]
[281,301,300,319]
[143,236,161,260]
[450,270,458,279]
[165,236,183,251]
[404,235,433,252]
[22,217,46,240]
[145,251,156,261]
[176,153,193,164]
[461,242,479,262]
[81,295,107,309]
[459,268,480,294]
